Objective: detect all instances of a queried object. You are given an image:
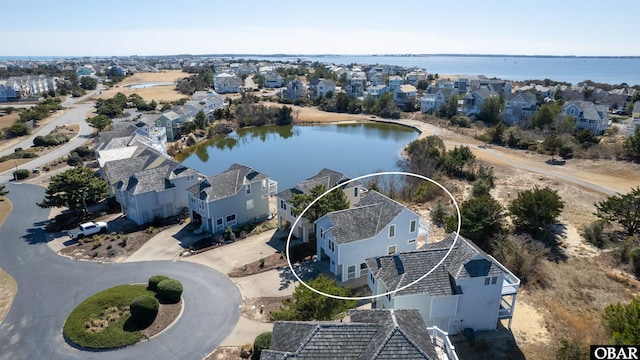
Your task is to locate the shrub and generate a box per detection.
[147,275,170,291]
[156,278,183,303]
[73,146,94,158]
[129,295,159,325]
[253,332,272,359]
[13,169,29,180]
[581,220,608,248]
[67,153,84,166]
[631,248,640,277]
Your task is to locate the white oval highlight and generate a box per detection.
[285,171,461,301]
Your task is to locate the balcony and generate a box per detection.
[268,179,278,195]
[427,326,460,360]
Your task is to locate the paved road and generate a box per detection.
[0,91,98,183]
[0,183,241,360]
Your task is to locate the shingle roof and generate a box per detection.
[326,191,407,244]
[366,233,504,296]
[276,168,352,202]
[186,163,269,201]
[262,309,438,359]
[563,101,607,121]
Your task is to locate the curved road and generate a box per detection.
[0,183,241,360]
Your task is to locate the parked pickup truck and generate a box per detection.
[68,221,108,239]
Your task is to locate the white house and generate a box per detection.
[366,233,520,335]
[316,190,428,283]
[186,164,277,234]
[420,88,456,113]
[366,84,389,100]
[276,169,364,243]
[562,100,611,135]
[308,78,336,99]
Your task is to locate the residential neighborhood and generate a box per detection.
[0,52,639,360]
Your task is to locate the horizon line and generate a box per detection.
[1,53,640,59]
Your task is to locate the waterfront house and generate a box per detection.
[459,89,498,117]
[186,164,277,234]
[102,145,200,225]
[420,88,456,114]
[308,78,336,99]
[276,168,364,243]
[262,309,458,360]
[562,100,611,135]
[282,79,307,100]
[394,84,418,109]
[366,233,520,335]
[366,84,390,100]
[503,92,538,124]
[316,190,428,283]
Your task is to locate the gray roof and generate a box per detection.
[124,165,172,194]
[506,92,537,104]
[563,100,607,121]
[325,191,407,245]
[276,168,352,202]
[186,163,269,201]
[262,309,438,359]
[366,233,504,296]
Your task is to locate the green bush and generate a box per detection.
[129,295,159,325]
[13,169,29,180]
[147,275,170,291]
[253,332,272,359]
[73,146,94,158]
[67,153,84,166]
[631,248,640,277]
[156,278,183,303]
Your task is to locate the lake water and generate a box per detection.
[237,55,640,86]
[177,122,419,190]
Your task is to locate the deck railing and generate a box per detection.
[427,326,460,360]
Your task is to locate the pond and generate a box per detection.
[177,122,420,190]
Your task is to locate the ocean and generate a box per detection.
[235,55,640,86]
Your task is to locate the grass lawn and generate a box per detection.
[64,284,157,349]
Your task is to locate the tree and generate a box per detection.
[595,186,640,236]
[79,76,98,90]
[509,186,564,236]
[86,114,112,132]
[477,96,503,124]
[602,297,640,345]
[439,95,459,119]
[542,133,563,160]
[193,110,207,130]
[530,103,560,129]
[8,121,30,136]
[574,129,599,148]
[0,184,8,201]
[624,127,640,160]
[291,184,350,224]
[270,275,357,321]
[445,194,505,251]
[37,166,109,215]
[441,145,475,177]
[402,136,446,178]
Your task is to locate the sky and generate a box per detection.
[1,0,639,57]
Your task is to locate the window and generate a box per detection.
[290,207,295,217]
[491,276,497,285]
[484,277,490,286]
[226,214,237,226]
[320,228,324,239]
[370,273,375,283]
[280,200,287,210]
[354,187,359,197]
[410,220,417,233]
[156,120,161,126]
[246,184,251,195]
[262,179,267,191]
[246,199,254,210]
[389,225,396,238]
[216,218,223,226]
[408,238,416,244]
[199,201,204,210]
[190,196,195,204]
[360,263,367,277]
[347,265,356,279]
[329,240,335,252]
[387,245,396,255]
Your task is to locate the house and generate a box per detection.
[0,84,18,102]
[276,169,364,243]
[308,78,336,99]
[264,72,284,88]
[344,77,365,98]
[394,84,418,109]
[503,92,538,124]
[366,233,520,335]
[562,100,611,135]
[102,145,200,225]
[262,309,458,359]
[420,88,456,114]
[186,164,277,234]
[282,79,307,100]
[316,190,428,283]
[388,75,404,96]
[459,89,498,117]
[76,66,95,78]
[156,111,183,141]
[213,72,242,94]
[366,84,390,100]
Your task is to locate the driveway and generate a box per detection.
[0,183,241,360]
